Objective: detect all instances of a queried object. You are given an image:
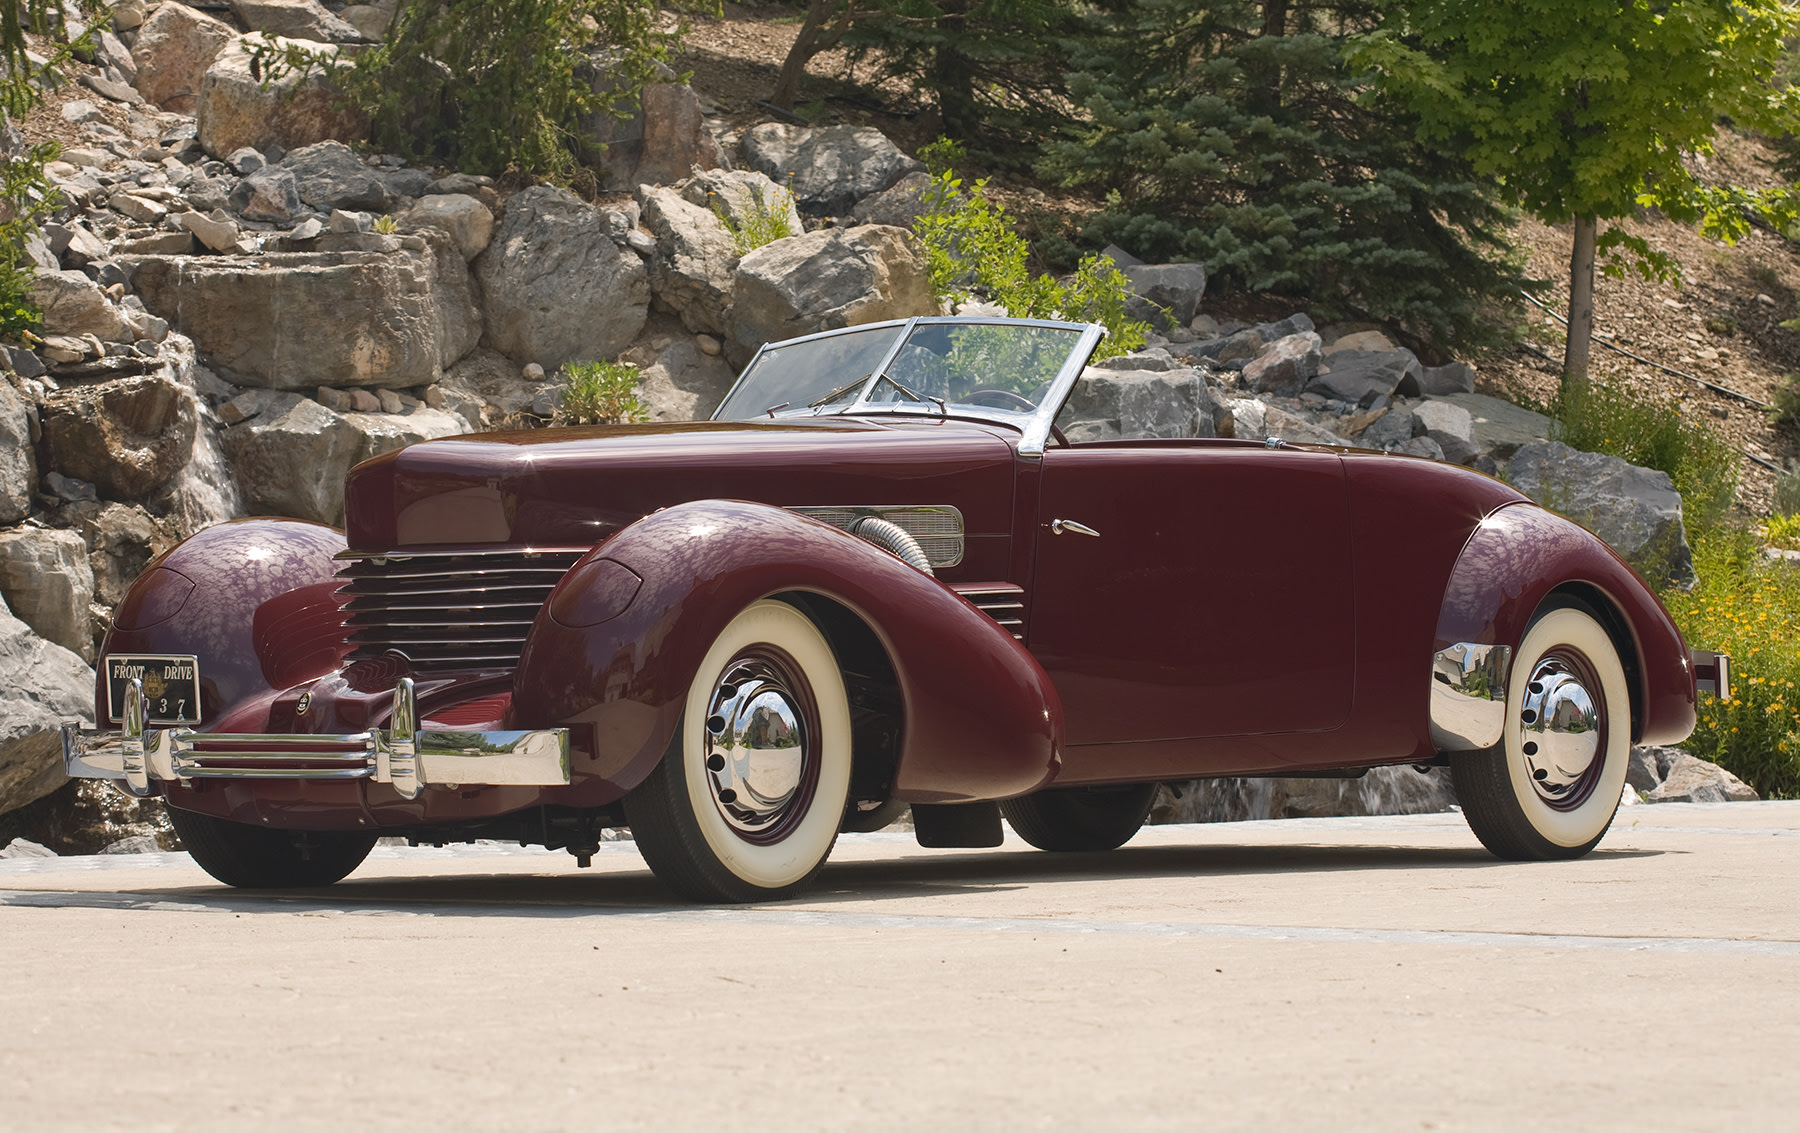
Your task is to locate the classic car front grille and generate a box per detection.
[336,548,586,671]
[952,583,1026,639]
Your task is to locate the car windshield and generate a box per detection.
[713,318,1097,431]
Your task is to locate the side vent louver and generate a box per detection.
[951,583,1026,639]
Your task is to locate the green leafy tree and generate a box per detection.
[1,3,94,343]
[1041,0,1529,350]
[1357,0,1800,383]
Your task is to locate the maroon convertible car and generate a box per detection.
[64,317,1728,901]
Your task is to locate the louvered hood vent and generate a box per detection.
[336,548,586,672]
[951,583,1026,639]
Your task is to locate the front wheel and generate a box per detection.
[167,807,377,888]
[1452,602,1630,860]
[1000,783,1158,852]
[625,600,853,902]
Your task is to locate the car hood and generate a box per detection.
[342,417,1020,550]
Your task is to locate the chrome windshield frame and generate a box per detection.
[713,316,1108,459]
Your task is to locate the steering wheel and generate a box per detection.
[964,387,1069,446]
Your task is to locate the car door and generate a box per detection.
[1027,443,1357,747]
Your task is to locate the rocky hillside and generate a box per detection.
[0,1,1771,849]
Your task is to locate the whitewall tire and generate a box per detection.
[1454,602,1631,860]
[625,600,853,901]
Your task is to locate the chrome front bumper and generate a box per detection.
[62,677,570,800]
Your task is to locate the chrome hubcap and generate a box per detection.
[702,657,813,837]
[1518,655,1603,806]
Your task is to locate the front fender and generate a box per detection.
[1432,502,1695,747]
[512,500,1063,805]
[99,518,349,730]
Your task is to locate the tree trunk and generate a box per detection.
[932,2,978,139]
[1563,215,1597,385]
[771,0,840,110]
[1248,0,1289,116]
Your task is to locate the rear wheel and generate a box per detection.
[1453,602,1630,860]
[166,807,377,888]
[625,600,853,902]
[1000,783,1158,852]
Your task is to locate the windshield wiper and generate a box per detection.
[806,374,873,409]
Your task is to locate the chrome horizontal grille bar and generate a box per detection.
[337,547,587,672]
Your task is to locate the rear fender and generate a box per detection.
[512,500,1063,805]
[1432,503,1695,747]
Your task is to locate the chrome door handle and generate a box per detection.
[1050,518,1100,537]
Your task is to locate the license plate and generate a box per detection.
[106,655,202,725]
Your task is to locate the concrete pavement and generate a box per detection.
[3,802,1797,1130]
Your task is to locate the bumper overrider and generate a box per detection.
[62,677,570,800]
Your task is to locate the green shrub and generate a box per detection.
[912,161,1148,360]
[1768,512,1800,550]
[251,0,706,182]
[555,359,647,425]
[1775,471,1800,517]
[709,180,796,254]
[1669,527,1800,798]
[0,140,60,341]
[1547,377,1738,531]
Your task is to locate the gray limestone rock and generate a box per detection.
[131,2,237,114]
[1243,331,1322,397]
[1308,348,1421,406]
[38,375,198,500]
[0,380,33,523]
[1435,392,1551,461]
[636,338,737,422]
[1413,399,1479,465]
[1150,766,1456,824]
[281,140,391,211]
[1360,404,1416,451]
[0,595,95,818]
[221,393,471,525]
[851,171,933,229]
[29,270,129,342]
[1120,261,1208,331]
[126,233,481,390]
[1507,441,1695,587]
[726,225,935,367]
[740,123,924,216]
[1419,361,1476,396]
[639,185,739,337]
[228,165,302,223]
[196,34,366,159]
[0,528,97,661]
[1639,747,1759,803]
[401,193,495,261]
[229,0,366,43]
[474,186,649,368]
[632,83,727,187]
[1058,368,1219,442]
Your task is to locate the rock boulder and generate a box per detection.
[1507,441,1695,587]
[740,124,923,216]
[0,528,97,661]
[0,379,34,523]
[639,186,739,337]
[474,185,650,368]
[221,393,473,525]
[196,34,367,158]
[126,234,481,390]
[1058,368,1220,442]
[0,596,95,818]
[726,226,935,366]
[131,1,236,113]
[39,376,198,500]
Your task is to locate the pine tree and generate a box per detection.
[1040,0,1529,349]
